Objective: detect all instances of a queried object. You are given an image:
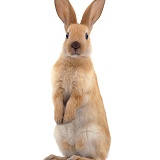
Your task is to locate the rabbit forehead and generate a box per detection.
[67,24,89,34]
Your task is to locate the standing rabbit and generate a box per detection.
[44,0,111,160]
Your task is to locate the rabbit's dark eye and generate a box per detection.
[66,32,69,39]
[85,33,89,40]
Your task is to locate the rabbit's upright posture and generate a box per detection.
[44,0,111,160]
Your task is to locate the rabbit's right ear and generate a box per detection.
[54,0,77,32]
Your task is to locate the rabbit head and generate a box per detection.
[54,0,105,57]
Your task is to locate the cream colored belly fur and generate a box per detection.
[54,107,104,158]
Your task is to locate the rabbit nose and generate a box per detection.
[71,41,81,49]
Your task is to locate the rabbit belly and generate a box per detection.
[54,123,106,158]
[54,106,107,158]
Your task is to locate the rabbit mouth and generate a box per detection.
[71,53,80,56]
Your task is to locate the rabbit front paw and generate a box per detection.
[54,108,64,125]
[63,107,76,124]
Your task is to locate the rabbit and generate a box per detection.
[44,0,111,160]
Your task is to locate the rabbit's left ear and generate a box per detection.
[81,0,105,31]
[54,0,77,32]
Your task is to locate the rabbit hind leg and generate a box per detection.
[74,125,110,160]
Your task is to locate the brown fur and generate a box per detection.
[81,0,105,31]
[54,0,77,31]
[44,1,110,160]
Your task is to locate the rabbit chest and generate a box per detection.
[59,66,92,104]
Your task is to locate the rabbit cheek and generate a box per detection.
[81,41,92,57]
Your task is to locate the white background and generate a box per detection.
[0,0,160,160]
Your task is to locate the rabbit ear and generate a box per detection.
[81,0,105,31]
[54,0,77,31]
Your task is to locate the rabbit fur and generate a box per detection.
[44,0,111,160]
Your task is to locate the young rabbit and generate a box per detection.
[44,0,111,160]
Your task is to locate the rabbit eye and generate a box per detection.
[66,32,69,39]
[85,33,89,40]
